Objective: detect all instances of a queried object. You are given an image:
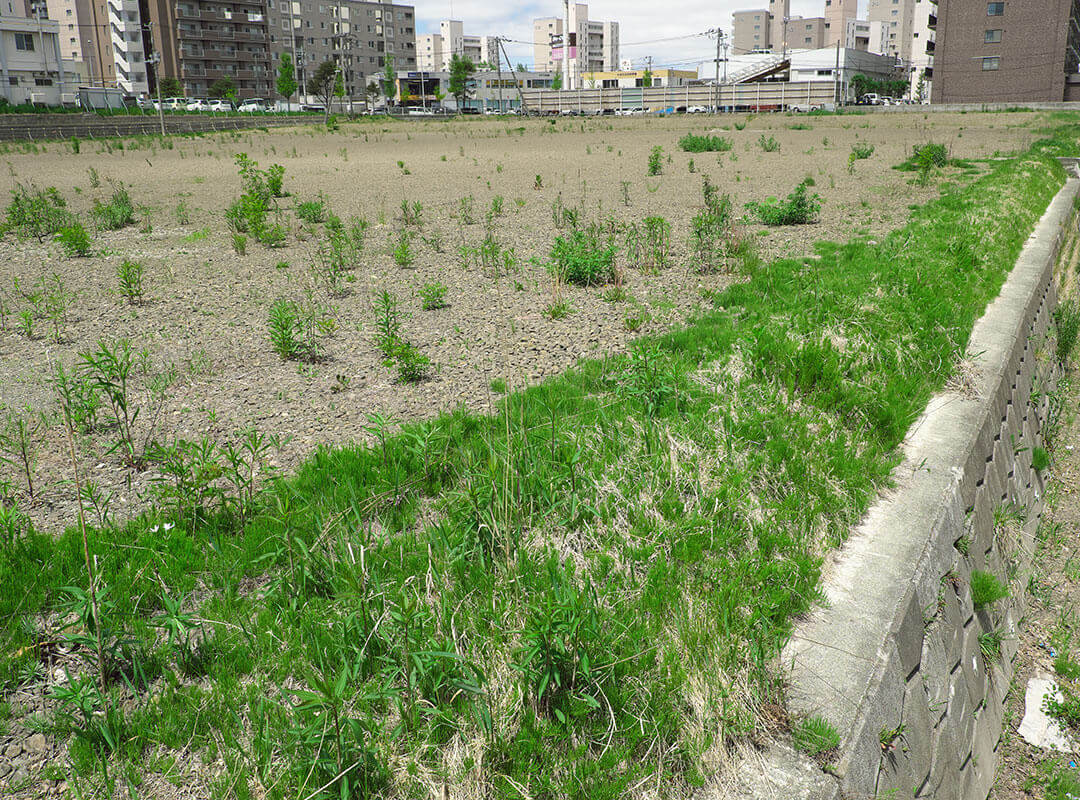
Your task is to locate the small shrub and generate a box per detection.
[733,119,747,131]
[549,227,616,286]
[56,222,92,257]
[91,184,137,230]
[116,259,145,304]
[757,134,780,153]
[419,282,447,310]
[678,134,733,153]
[647,146,663,176]
[746,179,821,225]
[850,142,875,160]
[970,570,1009,608]
[4,182,71,241]
[792,716,840,755]
[392,341,429,382]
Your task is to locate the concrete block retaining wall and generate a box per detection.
[730,162,1080,799]
[0,113,309,141]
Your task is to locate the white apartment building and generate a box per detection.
[417,19,497,72]
[533,3,617,89]
[907,0,934,100]
[867,0,916,62]
[0,11,79,103]
[844,18,889,52]
[105,0,146,95]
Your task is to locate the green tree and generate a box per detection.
[641,69,652,88]
[208,77,236,100]
[448,53,475,111]
[157,77,184,97]
[365,80,381,112]
[382,55,397,107]
[311,60,339,123]
[516,62,527,73]
[276,53,298,106]
[550,71,563,91]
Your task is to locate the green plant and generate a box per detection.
[458,195,476,225]
[733,119,747,130]
[792,716,840,755]
[268,296,334,361]
[1055,654,1080,680]
[56,222,92,257]
[232,232,247,255]
[970,570,1009,608]
[758,134,780,153]
[690,177,743,274]
[978,629,1004,662]
[879,722,905,751]
[647,146,663,176]
[392,230,414,267]
[851,142,875,160]
[1054,300,1080,364]
[534,174,543,190]
[372,289,403,357]
[116,259,145,304]
[1032,446,1051,471]
[295,195,328,224]
[91,183,136,230]
[4,182,71,241]
[490,195,504,217]
[549,226,616,286]
[175,200,191,225]
[419,282,447,310]
[543,299,571,320]
[391,341,430,383]
[0,408,39,497]
[678,133,733,153]
[746,179,822,225]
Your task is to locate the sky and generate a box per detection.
[413,0,831,71]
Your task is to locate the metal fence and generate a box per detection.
[0,113,311,141]
[520,82,840,115]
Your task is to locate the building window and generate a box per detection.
[987,2,1004,13]
[8,77,17,85]
[982,56,1000,69]
[984,28,1002,42]
[35,77,52,86]
[14,33,34,51]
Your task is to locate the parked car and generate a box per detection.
[237,98,267,112]
[859,93,882,105]
[154,97,186,111]
[207,99,232,112]
[687,105,709,114]
[185,98,209,111]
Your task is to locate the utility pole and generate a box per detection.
[495,36,503,112]
[834,40,840,105]
[563,0,570,90]
[708,27,721,111]
[499,37,529,115]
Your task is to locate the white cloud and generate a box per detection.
[413,0,827,70]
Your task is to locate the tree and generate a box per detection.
[311,60,339,123]
[433,86,446,108]
[550,71,563,91]
[365,80,381,112]
[641,69,653,88]
[208,77,236,100]
[158,77,184,97]
[382,55,397,107]
[516,62,527,73]
[915,70,927,103]
[277,53,297,107]
[448,53,475,111]
[333,68,344,113]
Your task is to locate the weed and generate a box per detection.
[758,135,781,153]
[647,146,663,176]
[534,174,543,190]
[970,570,1009,608]
[296,195,328,224]
[678,134,733,153]
[116,260,145,304]
[175,200,191,226]
[851,142,875,160]
[733,119,747,130]
[392,230,415,268]
[543,299,571,320]
[1054,300,1080,364]
[232,233,247,255]
[419,282,448,310]
[746,179,821,225]
[1033,446,1051,471]
[56,222,92,257]
[549,225,616,286]
[978,629,1004,662]
[792,716,840,755]
[4,182,71,241]
[268,295,335,361]
[372,289,403,357]
[458,195,477,225]
[91,183,137,230]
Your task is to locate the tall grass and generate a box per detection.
[0,130,1073,797]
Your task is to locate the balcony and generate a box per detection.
[927,13,936,28]
[925,39,935,53]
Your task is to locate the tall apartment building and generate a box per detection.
[868,0,917,62]
[785,16,826,50]
[845,18,889,51]
[0,5,80,102]
[932,0,1080,101]
[768,0,789,50]
[908,0,934,99]
[147,0,272,99]
[823,0,856,45]
[265,0,415,101]
[417,19,497,72]
[732,9,771,53]
[532,3,617,88]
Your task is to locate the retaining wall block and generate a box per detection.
[961,623,989,712]
[922,624,953,726]
[838,642,907,796]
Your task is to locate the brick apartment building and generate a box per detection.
[932,0,1080,101]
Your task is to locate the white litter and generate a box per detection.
[1018,676,1076,752]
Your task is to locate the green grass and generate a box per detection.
[677,134,733,153]
[0,130,1074,797]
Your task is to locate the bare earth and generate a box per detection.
[0,111,1047,534]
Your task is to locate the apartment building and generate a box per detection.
[265,0,415,100]
[767,0,789,50]
[146,0,272,99]
[417,19,497,72]
[823,0,856,45]
[844,18,888,51]
[785,16,826,50]
[0,8,80,103]
[732,9,771,53]
[907,0,933,99]
[932,0,1080,101]
[868,0,917,62]
[532,3,617,88]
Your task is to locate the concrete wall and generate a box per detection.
[731,161,1079,799]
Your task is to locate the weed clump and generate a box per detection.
[226,153,288,247]
[678,134,733,153]
[268,296,335,361]
[91,184,136,230]
[647,146,663,176]
[746,179,821,225]
[56,222,92,257]
[549,226,616,286]
[970,570,1009,608]
[1054,300,1080,365]
[4,183,71,241]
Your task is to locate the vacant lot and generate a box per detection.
[0,111,1069,800]
[0,111,1042,532]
